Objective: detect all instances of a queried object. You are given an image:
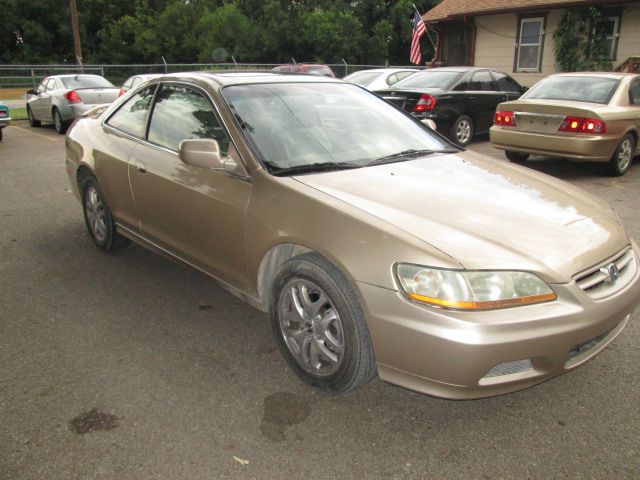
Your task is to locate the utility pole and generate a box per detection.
[70,0,83,67]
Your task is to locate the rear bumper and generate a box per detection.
[490,126,619,162]
[359,242,640,399]
[60,103,101,122]
[0,117,11,127]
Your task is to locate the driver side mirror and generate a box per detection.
[26,89,36,96]
[178,138,247,177]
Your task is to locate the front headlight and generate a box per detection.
[395,264,557,310]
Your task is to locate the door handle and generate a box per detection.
[133,160,147,174]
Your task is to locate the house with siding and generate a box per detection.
[422,0,640,86]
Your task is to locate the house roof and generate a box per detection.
[423,0,631,22]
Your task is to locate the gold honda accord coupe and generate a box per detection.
[65,72,640,399]
[490,72,640,176]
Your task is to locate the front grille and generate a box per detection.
[574,247,636,298]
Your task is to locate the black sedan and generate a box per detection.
[376,67,526,146]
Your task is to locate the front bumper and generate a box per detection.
[490,126,619,162]
[359,243,640,399]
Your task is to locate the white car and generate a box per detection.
[344,68,419,92]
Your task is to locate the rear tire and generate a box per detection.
[607,133,634,176]
[79,174,130,251]
[270,253,376,394]
[505,151,530,162]
[0,128,3,141]
[53,108,68,134]
[27,106,41,127]
[450,115,474,146]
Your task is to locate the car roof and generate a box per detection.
[545,72,637,80]
[347,68,420,75]
[49,74,104,79]
[152,71,342,87]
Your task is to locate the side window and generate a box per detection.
[148,85,230,153]
[386,73,398,86]
[469,71,495,91]
[395,71,414,83]
[630,79,640,105]
[453,80,469,91]
[493,72,522,93]
[107,85,156,138]
[46,79,56,91]
[36,80,48,94]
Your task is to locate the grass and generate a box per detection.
[0,87,29,99]
[9,107,27,120]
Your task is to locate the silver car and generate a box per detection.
[26,74,120,134]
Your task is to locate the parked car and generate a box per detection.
[272,64,335,77]
[0,101,10,141]
[491,72,640,176]
[120,74,160,96]
[377,67,526,146]
[344,68,419,91]
[26,74,120,134]
[65,72,640,399]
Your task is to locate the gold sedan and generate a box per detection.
[66,72,640,399]
[490,72,640,176]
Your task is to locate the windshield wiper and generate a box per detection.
[366,149,437,166]
[270,162,361,177]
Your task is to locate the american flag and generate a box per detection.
[410,7,426,65]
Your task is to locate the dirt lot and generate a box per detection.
[1,124,639,479]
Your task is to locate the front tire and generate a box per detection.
[27,106,41,127]
[450,114,474,146]
[80,174,130,251]
[505,150,530,162]
[270,253,376,394]
[53,108,68,134]
[607,133,635,176]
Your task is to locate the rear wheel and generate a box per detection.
[53,108,68,134]
[450,115,473,146]
[505,151,530,162]
[27,105,41,127]
[80,174,130,251]
[0,128,3,141]
[270,253,376,394]
[607,133,634,176]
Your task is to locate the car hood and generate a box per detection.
[293,150,628,282]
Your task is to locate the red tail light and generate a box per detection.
[559,116,606,134]
[65,90,82,103]
[119,87,125,96]
[413,94,436,113]
[494,110,516,126]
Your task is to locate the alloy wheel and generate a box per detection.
[456,119,471,144]
[617,137,633,172]
[277,279,345,376]
[84,186,108,242]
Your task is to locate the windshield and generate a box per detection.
[222,83,454,173]
[393,71,463,90]
[61,76,115,89]
[524,76,620,104]
[344,71,381,87]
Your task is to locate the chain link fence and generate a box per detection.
[0,61,420,89]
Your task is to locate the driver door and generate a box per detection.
[128,83,252,288]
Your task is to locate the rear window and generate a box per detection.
[524,76,620,104]
[61,76,114,89]
[344,71,381,87]
[394,71,464,90]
